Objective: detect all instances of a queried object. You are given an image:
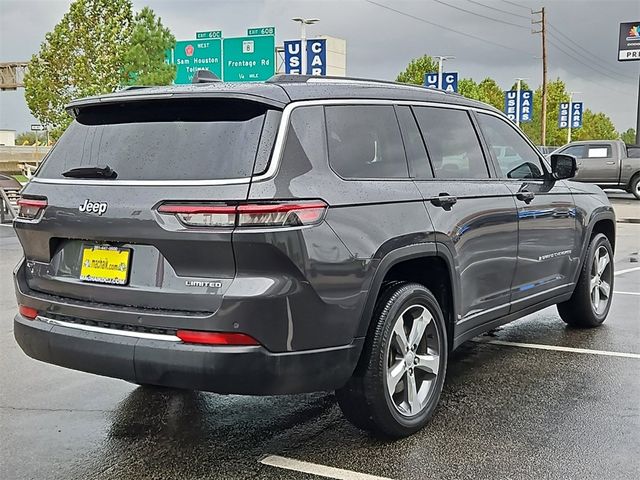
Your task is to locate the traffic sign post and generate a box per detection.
[284,39,327,75]
[222,35,275,82]
[172,40,222,84]
[30,124,45,131]
[423,72,458,93]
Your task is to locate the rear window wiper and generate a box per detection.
[62,165,117,179]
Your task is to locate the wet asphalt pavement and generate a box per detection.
[1,203,639,479]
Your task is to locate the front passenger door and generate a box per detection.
[476,113,579,310]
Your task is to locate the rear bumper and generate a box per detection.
[14,314,363,395]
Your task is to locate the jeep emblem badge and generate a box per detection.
[79,199,108,216]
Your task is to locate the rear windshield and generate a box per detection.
[37,99,281,181]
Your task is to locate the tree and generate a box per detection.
[396,55,439,85]
[121,7,176,86]
[24,0,175,138]
[621,128,636,144]
[458,78,479,99]
[476,78,504,110]
[572,110,618,141]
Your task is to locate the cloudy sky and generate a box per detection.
[1,0,638,133]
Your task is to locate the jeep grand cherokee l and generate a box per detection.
[13,75,616,437]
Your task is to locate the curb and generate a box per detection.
[617,218,640,224]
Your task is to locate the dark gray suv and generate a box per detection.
[13,75,616,437]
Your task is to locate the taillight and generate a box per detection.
[176,330,259,346]
[18,305,38,320]
[158,201,327,228]
[157,204,236,227]
[17,198,47,220]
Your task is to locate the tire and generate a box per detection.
[557,233,614,327]
[630,174,640,200]
[336,282,448,438]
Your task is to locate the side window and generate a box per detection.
[279,106,327,176]
[561,145,586,158]
[413,107,489,179]
[395,106,432,178]
[587,145,612,158]
[477,113,546,179]
[325,105,409,179]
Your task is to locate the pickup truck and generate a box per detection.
[553,140,640,199]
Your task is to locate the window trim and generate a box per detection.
[32,98,538,186]
[473,110,551,181]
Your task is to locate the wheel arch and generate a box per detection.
[356,243,459,350]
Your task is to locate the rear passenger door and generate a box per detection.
[476,113,578,309]
[406,105,519,328]
[577,144,619,183]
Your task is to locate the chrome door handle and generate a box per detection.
[606,161,615,165]
[430,194,457,210]
[516,191,535,204]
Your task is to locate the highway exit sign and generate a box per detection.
[223,35,275,82]
[248,26,275,36]
[196,30,222,40]
[172,40,222,84]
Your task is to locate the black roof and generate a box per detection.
[66,74,498,114]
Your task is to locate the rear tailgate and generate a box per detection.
[14,97,281,314]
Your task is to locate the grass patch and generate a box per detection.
[12,175,29,184]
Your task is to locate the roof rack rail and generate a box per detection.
[118,85,152,91]
[266,74,457,95]
[192,70,222,84]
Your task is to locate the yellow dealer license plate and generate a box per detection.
[80,245,131,285]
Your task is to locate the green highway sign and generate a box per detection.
[222,35,275,82]
[172,39,222,84]
[247,26,275,36]
[196,30,222,40]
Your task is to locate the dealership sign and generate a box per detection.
[423,72,458,93]
[618,21,640,61]
[558,102,583,129]
[284,39,327,75]
[504,90,533,123]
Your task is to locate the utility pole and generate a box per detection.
[532,7,547,146]
[434,55,454,90]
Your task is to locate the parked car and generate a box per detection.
[13,75,616,437]
[553,140,640,199]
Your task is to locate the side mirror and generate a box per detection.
[550,154,577,180]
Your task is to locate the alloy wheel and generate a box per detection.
[590,245,612,315]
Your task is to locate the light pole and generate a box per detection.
[292,17,319,75]
[434,55,454,90]
[567,91,581,143]
[515,77,527,128]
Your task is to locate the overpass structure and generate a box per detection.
[0,62,28,90]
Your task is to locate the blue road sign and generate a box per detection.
[559,102,583,129]
[423,72,458,93]
[284,39,327,75]
[504,90,534,123]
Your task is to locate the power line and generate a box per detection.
[430,0,530,30]
[364,0,534,56]
[547,39,631,96]
[547,30,635,82]
[464,0,530,20]
[500,0,530,11]
[548,23,632,76]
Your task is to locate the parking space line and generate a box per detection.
[260,455,393,480]
[475,339,640,359]
[615,291,640,296]
[615,266,640,276]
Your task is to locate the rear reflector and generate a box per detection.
[18,305,38,320]
[176,330,259,346]
[158,200,327,228]
[17,198,47,220]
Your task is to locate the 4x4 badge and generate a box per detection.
[79,199,108,216]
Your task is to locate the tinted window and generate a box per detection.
[561,145,586,158]
[477,113,546,179]
[325,105,409,179]
[396,106,432,178]
[628,146,640,158]
[413,107,489,179]
[37,99,279,181]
